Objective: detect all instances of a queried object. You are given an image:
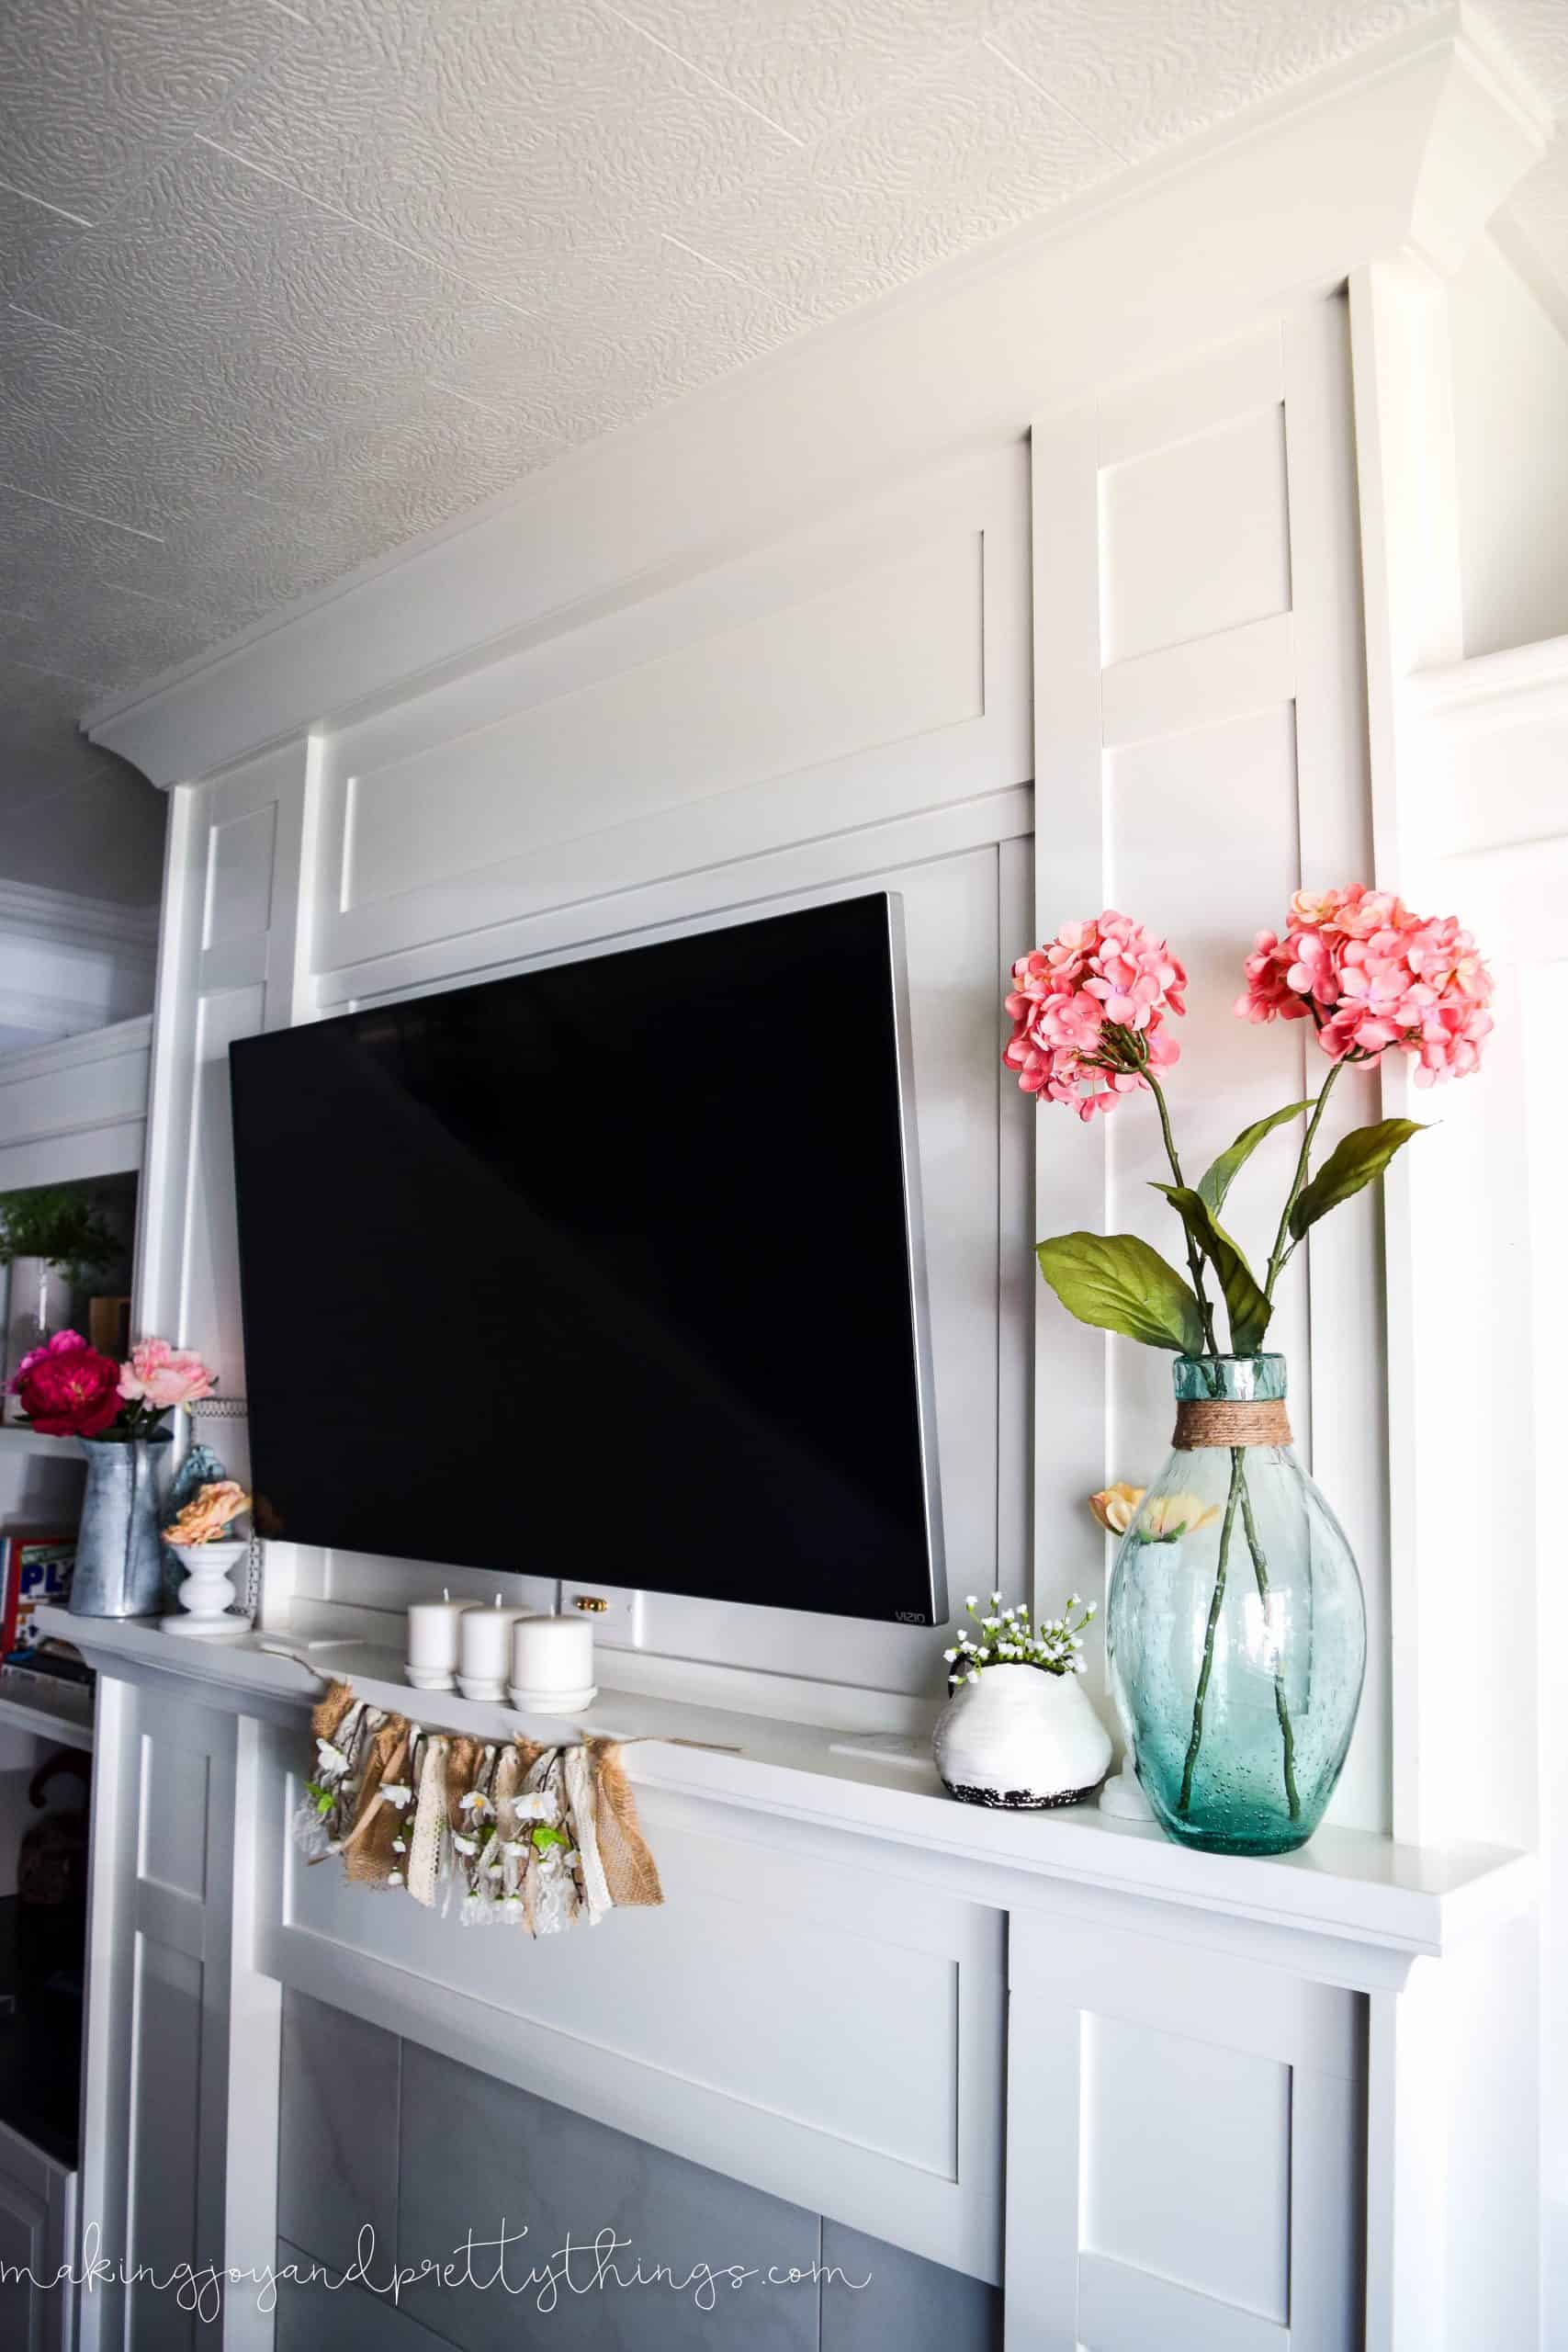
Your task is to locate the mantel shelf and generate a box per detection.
[39,1604,1534,1971]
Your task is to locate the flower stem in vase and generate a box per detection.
[1178,1448,1243,1815]
[1238,1469,1301,1819]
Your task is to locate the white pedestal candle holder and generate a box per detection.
[406,1591,479,1692]
[457,1597,535,1703]
[510,1611,595,1715]
[161,1540,252,1643]
[1097,1760,1156,1821]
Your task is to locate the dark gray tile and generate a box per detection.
[275,2239,456,2352]
[395,2040,820,2352]
[820,2221,1001,2352]
[277,1988,400,2278]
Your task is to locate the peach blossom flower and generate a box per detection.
[1089,1484,1219,1540]
[1236,886,1492,1086]
[1005,911,1187,1120]
[163,1481,249,1545]
[119,1337,217,1411]
[1089,1483,1145,1534]
[1144,1492,1221,1538]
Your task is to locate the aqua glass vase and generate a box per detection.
[1105,1354,1365,1856]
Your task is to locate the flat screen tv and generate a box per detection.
[228,893,946,1624]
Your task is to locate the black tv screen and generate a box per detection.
[228,893,946,1624]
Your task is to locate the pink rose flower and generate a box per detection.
[118,1337,216,1411]
[10,1331,123,1437]
[1235,886,1493,1085]
[1004,911,1187,1119]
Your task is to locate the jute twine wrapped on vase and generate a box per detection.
[298,1681,669,1935]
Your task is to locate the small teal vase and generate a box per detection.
[1105,1354,1366,1857]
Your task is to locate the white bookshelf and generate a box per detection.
[0,1682,93,1753]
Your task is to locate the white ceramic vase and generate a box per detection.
[932,1663,1111,1809]
[162,1539,252,1643]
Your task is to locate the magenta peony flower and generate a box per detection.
[118,1337,216,1411]
[11,1331,124,1437]
[1004,910,1187,1120]
[1235,885,1493,1086]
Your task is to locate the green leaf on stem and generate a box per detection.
[1035,1232,1205,1353]
[1287,1118,1427,1241]
[1150,1184,1272,1356]
[1196,1102,1314,1216]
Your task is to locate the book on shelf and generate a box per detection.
[0,1532,74,1654]
[2,1639,94,1691]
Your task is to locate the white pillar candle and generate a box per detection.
[457,1595,535,1702]
[510,1611,594,1713]
[406,1589,479,1691]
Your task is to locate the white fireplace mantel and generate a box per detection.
[49,1604,1537,2352]
[42,1606,1531,1986]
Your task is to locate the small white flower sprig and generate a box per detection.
[942,1588,1097,1690]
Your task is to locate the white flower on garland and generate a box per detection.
[458,1790,492,1821]
[452,1833,479,1857]
[380,1781,412,1811]
[315,1740,349,1778]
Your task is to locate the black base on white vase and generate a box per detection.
[941,1780,1100,1810]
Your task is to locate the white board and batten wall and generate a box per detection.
[73,28,1554,2351]
[99,293,1396,2352]
[144,309,1393,1812]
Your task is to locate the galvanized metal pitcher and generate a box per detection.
[69,1435,172,1618]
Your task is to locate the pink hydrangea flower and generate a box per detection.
[118,1337,216,1410]
[1235,886,1493,1085]
[1004,911,1187,1119]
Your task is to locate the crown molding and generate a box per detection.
[83,12,1554,792]
[1406,10,1553,277]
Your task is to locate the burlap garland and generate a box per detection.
[296,1681,666,1933]
[1172,1397,1292,1449]
[343,1719,413,1886]
[588,1737,664,1909]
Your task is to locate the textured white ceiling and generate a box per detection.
[0,0,1564,827]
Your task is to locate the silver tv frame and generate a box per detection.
[877,888,948,1626]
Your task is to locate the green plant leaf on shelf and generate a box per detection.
[1035,1232,1205,1353]
[1196,1102,1314,1216]
[1287,1118,1427,1241]
[1150,1183,1272,1357]
[0,1184,120,1273]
